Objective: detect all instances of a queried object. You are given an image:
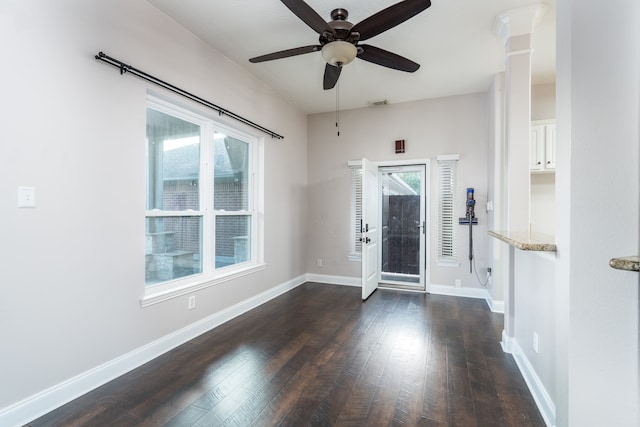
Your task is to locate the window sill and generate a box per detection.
[348,253,362,262]
[140,262,267,307]
[437,259,460,268]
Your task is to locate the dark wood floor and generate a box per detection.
[27,283,545,427]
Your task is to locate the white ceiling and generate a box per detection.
[148,0,556,114]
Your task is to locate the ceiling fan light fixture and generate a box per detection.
[321,41,357,66]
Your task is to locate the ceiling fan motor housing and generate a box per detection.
[319,8,359,66]
[321,8,357,43]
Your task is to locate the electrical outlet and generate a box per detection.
[188,295,196,310]
[317,258,323,268]
[18,186,36,208]
[533,332,539,353]
[455,279,461,288]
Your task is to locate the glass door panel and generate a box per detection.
[379,165,425,290]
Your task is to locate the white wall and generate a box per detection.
[555,0,639,425]
[531,83,556,121]
[307,93,492,292]
[0,0,307,418]
[530,173,555,235]
[514,250,556,421]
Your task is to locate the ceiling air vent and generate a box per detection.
[368,99,389,107]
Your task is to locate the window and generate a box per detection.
[348,161,363,259]
[144,96,264,303]
[437,155,459,266]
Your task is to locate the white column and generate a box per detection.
[493,4,547,348]
[504,33,532,232]
[494,4,547,232]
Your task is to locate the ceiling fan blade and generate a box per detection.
[323,64,342,90]
[280,0,335,35]
[358,44,420,72]
[249,45,321,63]
[351,0,431,41]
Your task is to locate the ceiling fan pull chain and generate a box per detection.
[336,79,340,136]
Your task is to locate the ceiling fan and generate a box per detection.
[249,0,432,90]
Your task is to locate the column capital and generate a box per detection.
[493,3,548,43]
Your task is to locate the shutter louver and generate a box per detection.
[350,165,363,253]
[437,157,458,261]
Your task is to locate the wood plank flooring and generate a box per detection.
[27,283,545,426]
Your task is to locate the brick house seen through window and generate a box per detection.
[145,101,255,288]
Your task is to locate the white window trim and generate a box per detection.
[142,95,265,306]
[141,263,266,307]
[437,154,460,267]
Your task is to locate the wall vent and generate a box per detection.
[368,99,389,107]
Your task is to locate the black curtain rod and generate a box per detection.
[95,52,284,140]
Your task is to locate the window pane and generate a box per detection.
[145,216,202,284]
[147,108,200,211]
[215,215,251,268]
[214,134,249,211]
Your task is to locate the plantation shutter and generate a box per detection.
[349,163,363,254]
[437,155,459,261]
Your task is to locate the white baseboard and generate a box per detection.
[306,276,505,314]
[0,274,307,427]
[501,329,515,353]
[486,296,505,313]
[429,284,504,314]
[305,273,360,287]
[429,283,489,298]
[510,339,557,427]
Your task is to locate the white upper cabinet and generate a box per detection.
[530,120,556,173]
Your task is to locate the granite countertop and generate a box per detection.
[609,256,640,272]
[488,230,557,252]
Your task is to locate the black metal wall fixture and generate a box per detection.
[94,52,284,140]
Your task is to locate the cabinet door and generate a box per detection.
[530,125,545,171]
[544,124,556,170]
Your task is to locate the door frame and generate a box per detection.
[378,163,428,291]
[362,159,431,294]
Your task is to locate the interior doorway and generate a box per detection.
[378,164,426,291]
